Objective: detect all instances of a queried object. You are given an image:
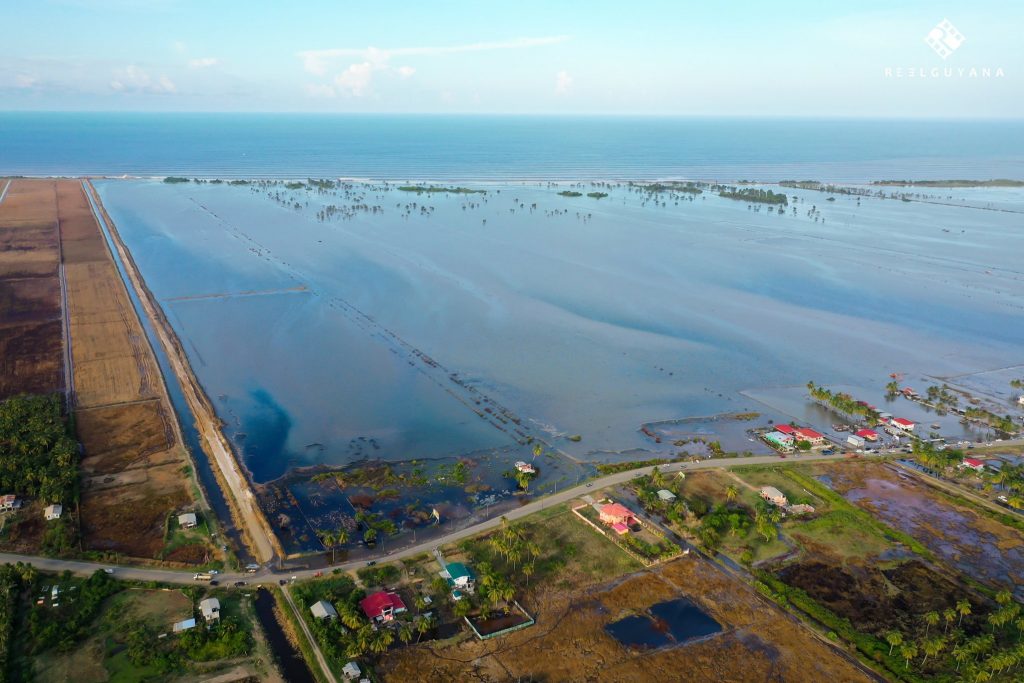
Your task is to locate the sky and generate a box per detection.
[2,0,1021,116]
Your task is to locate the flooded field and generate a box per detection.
[605,597,721,650]
[816,461,1024,596]
[93,179,1024,522]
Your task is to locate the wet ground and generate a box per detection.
[820,462,1024,596]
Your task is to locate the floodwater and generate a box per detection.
[838,468,1024,596]
[93,180,1024,488]
[605,598,722,650]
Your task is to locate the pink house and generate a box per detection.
[599,503,635,527]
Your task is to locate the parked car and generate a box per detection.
[366,560,377,567]
[233,581,246,587]
[209,580,219,586]
[102,568,115,574]
[279,579,288,586]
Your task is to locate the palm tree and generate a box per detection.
[957,598,972,627]
[398,622,414,645]
[523,562,535,588]
[900,642,918,670]
[725,484,739,502]
[318,529,336,564]
[371,628,394,654]
[921,636,945,666]
[923,610,940,636]
[532,443,543,460]
[943,608,956,634]
[996,589,1013,606]
[952,644,969,672]
[885,630,903,656]
[415,614,434,643]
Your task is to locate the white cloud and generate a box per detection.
[109,65,176,93]
[15,75,38,89]
[188,57,219,69]
[555,70,572,95]
[173,40,187,53]
[298,35,569,98]
[334,61,374,97]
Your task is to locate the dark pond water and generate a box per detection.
[605,598,721,650]
[253,588,316,683]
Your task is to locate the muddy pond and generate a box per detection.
[605,598,722,650]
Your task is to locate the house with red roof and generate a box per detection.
[793,427,825,446]
[959,458,986,473]
[360,591,407,623]
[774,424,797,435]
[891,418,915,432]
[598,503,635,528]
[855,428,879,442]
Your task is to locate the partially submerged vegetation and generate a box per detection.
[396,185,486,194]
[716,185,788,205]
[872,179,1024,187]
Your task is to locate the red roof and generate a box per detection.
[360,591,406,620]
[774,424,797,434]
[892,418,914,426]
[855,429,878,439]
[963,458,984,468]
[600,503,634,520]
[794,427,824,440]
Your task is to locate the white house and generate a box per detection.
[178,512,198,529]
[847,434,865,448]
[891,418,915,432]
[656,489,677,503]
[342,662,362,680]
[0,495,22,512]
[310,600,338,620]
[44,504,62,521]
[760,486,789,507]
[200,597,220,622]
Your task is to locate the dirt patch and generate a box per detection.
[77,400,174,476]
[80,471,190,558]
[380,556,874,683]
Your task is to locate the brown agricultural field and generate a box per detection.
[50,179,203,561]
[381,554,875,683]
[0,179,64,399]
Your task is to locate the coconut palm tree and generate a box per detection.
[885,630,903,656]
[957,598,972,627]
[921,636,945,666]
[996,589,1013,606]
[952,644,969,672]
[900,642,918,670]
[923,610,940,636]
[943,608,957,634]
[318,529,336,563]
[725,484,739,502]
[398,621,414,645]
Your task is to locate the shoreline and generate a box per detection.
[84,180,281,564]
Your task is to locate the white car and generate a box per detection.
[103,568,115,574]
[208,569,219,575]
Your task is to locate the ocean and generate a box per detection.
[3,113,1024,181]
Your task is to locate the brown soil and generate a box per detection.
[37,179,202,561]
[380,556,875,683]
[165,542,211,564]
[0,179,64,399]
[77,400,174,475]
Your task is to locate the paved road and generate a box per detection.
[0,450,863,586]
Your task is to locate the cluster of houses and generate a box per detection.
[0,494,63,521]
[762,424,826,453]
